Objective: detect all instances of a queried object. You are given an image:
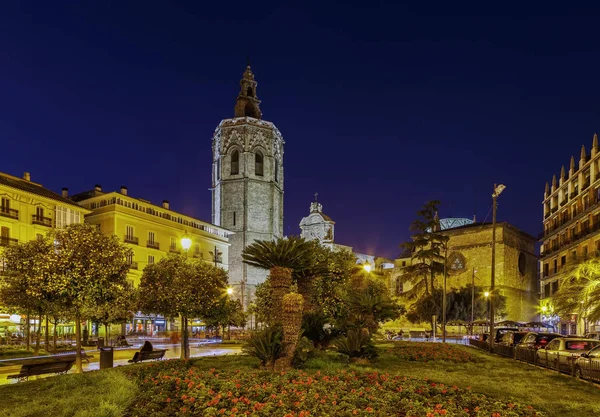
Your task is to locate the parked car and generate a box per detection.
[499,331,528,347]
[584,332,600,340]
[536,337,600,371]
[515,332,562,350]
[574,345,600,381]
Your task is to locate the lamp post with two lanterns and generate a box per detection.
[489,183,506,350]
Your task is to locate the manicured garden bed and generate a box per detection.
[2,342,600,417]
[125,359,538,416]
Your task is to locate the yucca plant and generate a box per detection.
[242,325,284,370]
[243,237,313,313]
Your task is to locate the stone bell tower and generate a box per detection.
[211,64,284,309]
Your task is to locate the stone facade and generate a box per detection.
[393,221,538,323]
[440,222,538,322]
[211,66,284,309]
[299,199,335,249]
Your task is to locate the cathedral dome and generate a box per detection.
[438,217,474,230]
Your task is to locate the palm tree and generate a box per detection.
[553,258,600,324]
[242,236,313,313]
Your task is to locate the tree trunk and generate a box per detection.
[180,315,189,360]
[430,269,435,292]
[75,315,83,373]
[25,310,30,351]
[44,316,49,351]
[53,321,57,353]
[297,277,315,313]
[34,311,42,355]
[423,273,429,295]
[274,292,304,372]
[105,324,109,346]
[269,266,293,316]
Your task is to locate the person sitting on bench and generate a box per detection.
[128,341,153,363]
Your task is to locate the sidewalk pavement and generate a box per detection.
[0,343,243,385]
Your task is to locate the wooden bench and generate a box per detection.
[55,350,94,363]
[7,360,75,382]
[128,349,167,363]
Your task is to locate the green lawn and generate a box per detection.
[2,368,137,417]
[0,343,598,416]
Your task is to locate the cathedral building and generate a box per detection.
[211,65,284,309]
[392,217,539,324]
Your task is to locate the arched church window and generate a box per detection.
[255,151,264,176]
[274,158,278,182]
[246,86,254,97]
[231,150,239,175]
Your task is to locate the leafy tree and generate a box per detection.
[49,224,132,372]
[0,238,58,354]
[249,281,275,325]
[406,286,506,330]
[553,258,600,323]
[88,283,136,342]
[204,298,246,339]
[400,201,449,298]
[336,272,404,334]
[138,255,228,359]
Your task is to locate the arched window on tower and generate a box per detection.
[274,158,279,182]
[255,151,264,177]
[246,86,254,97]
[244,102,257,118]
[216,159,220,180]
[231,150,239,175]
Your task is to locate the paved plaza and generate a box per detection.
[0,340,243,385]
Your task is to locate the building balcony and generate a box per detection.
[0,207,19,220]
[32,215,52,227]
[0,237,19,247]
[124,235,139,245]
[541,222,600,258]
[542,195,600,240]
[169,247,180,254]
[147,241,160,249]
[128,261,138,270]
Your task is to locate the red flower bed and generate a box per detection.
[389,342,478,363]
[125,360,539,417]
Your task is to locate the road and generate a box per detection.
[0,341,243,385]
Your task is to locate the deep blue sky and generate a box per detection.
[1,3,598,258]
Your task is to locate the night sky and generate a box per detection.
[1,3,599,258]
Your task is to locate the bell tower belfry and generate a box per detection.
[211,64,284,309]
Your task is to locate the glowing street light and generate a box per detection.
[489,183,507,351]
[226,287,234,295]
[181,232,192,252]
[542,306,548,313]
[363,263,372,273]
[484,291,490,298]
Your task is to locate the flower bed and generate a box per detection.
[126,360,539,416]
[389,342,478,363]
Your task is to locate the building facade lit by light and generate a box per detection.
[540,133,600,335]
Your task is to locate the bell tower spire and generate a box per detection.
[234,63,262,119]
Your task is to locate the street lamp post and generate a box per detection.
[442,243,448,343]
[180,232,192,359]
[489,183,506,351]
[484,291,490,333]
[471,268,477,335]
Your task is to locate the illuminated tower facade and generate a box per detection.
[211,65,284,308]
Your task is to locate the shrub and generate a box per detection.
[334,329,378,361]
[301,312,341,349]
[242,325,284,370]
[292,335,315,367]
